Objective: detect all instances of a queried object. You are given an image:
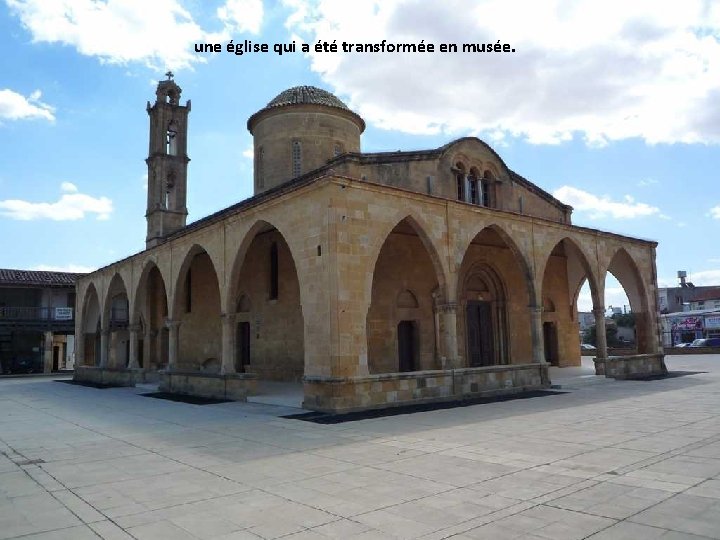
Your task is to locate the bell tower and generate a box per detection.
[145,72,191,248]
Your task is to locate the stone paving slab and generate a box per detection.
[1,355,720,539]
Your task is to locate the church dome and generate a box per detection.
[248,86,365,132]
[267,86,351,111]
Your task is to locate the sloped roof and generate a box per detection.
[693,288,720,302]
[0,269,86,288]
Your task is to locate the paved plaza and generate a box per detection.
[2,355,720,539]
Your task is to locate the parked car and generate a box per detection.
[675,342,692,348]
[580,343,597,351]
[689,338,720,347]
[9,356,43,374]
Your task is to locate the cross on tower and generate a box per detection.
[165,71,174,80]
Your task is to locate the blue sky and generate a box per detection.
[1,0,719,312]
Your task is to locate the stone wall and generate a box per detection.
[303,363,549,413]
[159,371,257,401]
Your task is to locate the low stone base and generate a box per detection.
[158,371,258,401]
[595,354,667,380]
[303,363,550,414]
[73,366,149,386]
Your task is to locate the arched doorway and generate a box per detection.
[540,238,599,367]
[80,284,101,366]
[366,217,443,373]
[103,274,129,368]
[227,222,304,381]
[134,263,169,370]
[172,246,222,372]
[458,226,533,365]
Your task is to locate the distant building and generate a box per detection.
[577,312,595,332]
[688,288,720,312]
[658,271,718,313]
[0,269,85,374]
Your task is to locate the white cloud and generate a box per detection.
[32,264,96,273]
[638,178,658,187]
[60,181,78,193]
[710,205,720,219]
[687,270,720,286]
[218,0,263,34]
[0,183,113,221]
[6,0,227,70]
[284,0,720,145]
[0,88,54,122]
[242,145,254,159]
[553,186,661,219]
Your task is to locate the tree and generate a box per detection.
[583,324,620,347]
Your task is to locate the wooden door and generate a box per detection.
[397,321,416,372]
[467,301,495,366]
[236,322,251,372]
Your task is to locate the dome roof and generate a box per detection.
[247,85,364,132]
[266,86,350,110]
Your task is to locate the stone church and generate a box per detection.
[74,76,666,412]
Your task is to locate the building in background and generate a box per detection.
[658,271,718,314]
[0,269,85,374]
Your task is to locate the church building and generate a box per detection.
[73,76,666,412]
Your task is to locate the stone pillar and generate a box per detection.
[165,319,181,371]
[76,332,85,367]
[438,303,459,369]
[593,307,608,359]
[43,331,53,373]
[530,305,544,363]
[221,313,236,375]
[128,324,141,369]
[99,327,109,368]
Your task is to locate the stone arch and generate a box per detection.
[225,219,305,380]
[367,215,446,373]
[457,224,535,365]
[101,273,130,368]
[133,259,170,370]
[538,236,601,311]
[458,223,535,304]
[171,243,223,371]
[226,219,307,315]
[364,213,449,310]
[604,247,655,354]
[538,237,599,367]
[80,282,101,366]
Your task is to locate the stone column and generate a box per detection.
[530,305,544,363]
[99,327,109,368]
[165,319,181,371]
[43,331,53,373]
[128,324,141,369]
[438,303,459,369]
[220,313,236,375]
[75,332,85,367]
[593,307,608,359]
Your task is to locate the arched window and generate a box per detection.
[166,120,178,156]
[468,168,480,205]
[455,162,466,201]
[292,140,302,177]
[269,242,278,300]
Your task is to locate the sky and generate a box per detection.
[1,0,719,312]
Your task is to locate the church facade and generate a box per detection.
[74,78,666,412]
